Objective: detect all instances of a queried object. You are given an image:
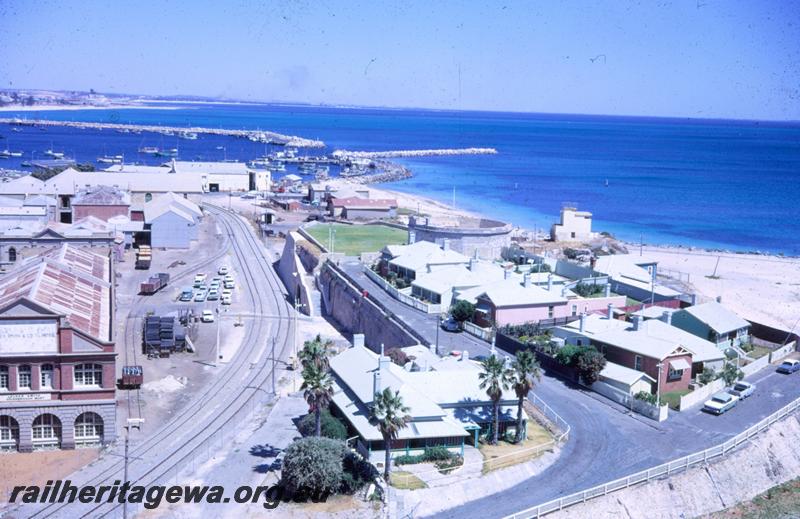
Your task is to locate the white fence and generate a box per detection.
[591,381,669,422]
[678,378,726,411]
[463,321,493,342]
[741,342,796,376]
[363,266,443,314]
[504,394,800,519]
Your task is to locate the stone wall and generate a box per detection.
[408,216,512,260]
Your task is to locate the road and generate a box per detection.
[14,205,295,518]
[340,259,800,519]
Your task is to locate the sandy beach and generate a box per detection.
[0,103,181,112]
[335,178,800,333]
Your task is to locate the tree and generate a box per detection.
[450,300,475,323]
[555,343,582,366]
[299,335,332,370]
[698,367,717,385]
[371,387,411,481]
[479,355,512,445]
[509,350,542,443]
[575,348,606,385]
[282,437,345,498]
[298,409,347,440]
[300,363,334,437]
[721,361,744,386]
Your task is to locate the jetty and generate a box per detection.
[331,147,498,159]
[0,118,325,148]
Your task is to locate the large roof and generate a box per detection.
[388,241,470,273]
[0,244,111,341]
[143,192,202,223]
[35,168,205,196]
[679,301,750,334]
[0,175,45,195]
[105,160,252,175]
[73,185,131,206]
[594,254,679,298]
[601,362,656,386]
[477,279,568,307]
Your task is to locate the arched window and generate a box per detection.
[74,364,103,386]
[32,414,61,448]
[17,365,31,389]
[74,412,103,445]
[144,193,153,203]
[8,247,16,262]
[0,366,8,390]
[0,416,19,451]
[40,364,54,389]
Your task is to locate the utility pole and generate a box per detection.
[435,315,440,356]
[215,307,221,366]
[271,337,276,394]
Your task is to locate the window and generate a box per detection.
[634,355,643,371]
[74,412,103,443]
[571,305,577,317]
[8,247,16,262]
[74,364,103,387]
[144,193,153,203]
[18,365,31,389]
[0,416,19,448]
[548,305,555,319]
[32,414,61,445]
[40,364,53,389]
[667,366,683,382]
[0,366,7,390]
[570,232,576,239]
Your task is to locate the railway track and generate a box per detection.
[17,204,293,518]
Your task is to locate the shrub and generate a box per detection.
[435,455,463,474]
[395,278,407,289]
[555,344,582,366]
[282,437,346,497]
[563,248,579,260]
[698,367,717,385]
[634,391,657,404]
[394,453,425,465]
[450,300,475,323]
[339,451,377,494]
[576,348,606,386]
[721,361,744,386]
[422,446,452,461]
[573,282,604,298]
[297,409,347,440]
[387,348,410,367]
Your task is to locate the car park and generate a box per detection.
[194,290,208,302]
[201,310,215,323]
[777,359,800,374]
[729,381,756,399]
[703,392,739,415]
[179,289,194,302]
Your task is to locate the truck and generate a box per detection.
[139,273,170,295]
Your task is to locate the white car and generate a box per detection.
[194,273,207,284]
[703,392,739,415]
[223,275,234,283]
[224,280,236,290]
[221,296,232,305]
[218,266,229,275]
[729,381,756,399]
[221,288,232,298]
[201,310,215,323]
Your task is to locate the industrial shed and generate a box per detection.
[143,193,202,249]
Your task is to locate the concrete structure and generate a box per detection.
[407,215,512,260]
[551,205,596,242]
[329,196,398,220]
[71,185,131,222]
[0,244,116,452]
[671,301,751,350]
[143,193,202,249]
[329,340,518,461]
[381,240,471,281]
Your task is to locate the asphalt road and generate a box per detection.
[341,260,800,519]
[13,206,295,518]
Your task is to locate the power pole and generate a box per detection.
[271,337,276,394]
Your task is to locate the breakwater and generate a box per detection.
[332,147,498,159]
[0,118,325,148]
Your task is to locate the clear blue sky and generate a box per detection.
[1,0,799,120]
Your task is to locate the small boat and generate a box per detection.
[97,156,122,164]
[179,131,198,140]
[269,163,286,172]
[117,128,131,134]
[215,145,225,150]
[44,149,65,159]
[20,161,32,167]
[156,148,178,157]
[604,178,609,187]
[139,146,160,154]
[11,128,21,133]
[9,151,23,157]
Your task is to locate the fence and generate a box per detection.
[591,381,669,422]
[678,378,725,411]
[504,393,800,519]
[362,265,443,314]
[463,321,493,342]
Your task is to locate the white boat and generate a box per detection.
[139,146,160,154]
[0,150,23,158]
[97,156,122,164]
[44,149,65,159]
[9,151,23,157]
[179,131,198,140]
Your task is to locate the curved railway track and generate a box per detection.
[20,204,294,518]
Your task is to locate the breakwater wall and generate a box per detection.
[1,118,324,148]
[332,147,498,159]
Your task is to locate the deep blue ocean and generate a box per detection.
[1,103,798,254]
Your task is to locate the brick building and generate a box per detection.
[71,185,131,222]
[0,244,116,452]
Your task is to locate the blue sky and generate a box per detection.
[1,0,798,120]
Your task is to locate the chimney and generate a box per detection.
[409,231,416,244]
[716,296,722,303]
[604,283,611,297]
[632,315,642,331]
[461,350,470,362]
[374,353,392,396]
[547,274,553,291]
[661,311,672,325]
[429,341,437,355]
[523,273,531,288]
[441,238,450,251]
[607,303,613,320]
[579,313,586,333]
[504,269,512,280]
[353,334,365,349]
[373,369,382,397]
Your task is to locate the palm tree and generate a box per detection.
[299,335,332,370]
[479,354,512,445]
[509,349,542,443]
[371,387,411,481]
[300,363,334,437]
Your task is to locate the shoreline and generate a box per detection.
[0,104,183,112]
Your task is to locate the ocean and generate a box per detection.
[1,103,798,254]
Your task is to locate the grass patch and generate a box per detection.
[749,346,772,360]
[479,418,553,474]
[625,297,641,307]
[397,207,428,217]
[710,476,800,518]
[390,471,427,490]
[305,223,407,255]
[660,389,691,410]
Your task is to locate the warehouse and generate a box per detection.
[143,192,203,248]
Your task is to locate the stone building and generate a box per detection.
[551,206,596,242]
[407,215,512,260]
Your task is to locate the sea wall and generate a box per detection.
[318,261,420,351]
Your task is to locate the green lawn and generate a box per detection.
[749,345,772,360]
[661,389,691,410]
[305,223,407,255]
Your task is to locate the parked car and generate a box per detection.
[179,289,194,302]
[441,318,461,332]
[221,288,232,298]
[201,310,215,323]
[221,296,232,305]
[194,273,207,284]
[777,359,800,374]
[224,280,236,290]
[224,275,234,283]
[729,381,756,399]
[207,290,219,301]
[703,392,740,415]
[194,290,208,302]
[218,266,229,275]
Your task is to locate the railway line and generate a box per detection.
[17,204,293,518]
